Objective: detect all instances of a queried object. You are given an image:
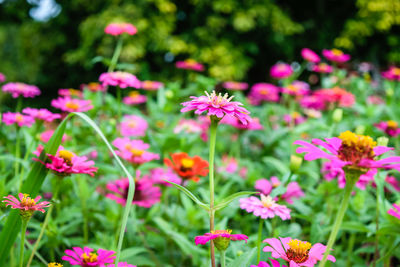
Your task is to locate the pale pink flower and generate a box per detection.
[181,91,251,125]
[105,22,137,36]
[2,112,35,127]
[175,59,204,72]
[222,81,248,91]
[220,115,263,130]
[311,63,333,73]
[2,82,40,98]
[282,81,310,97]
[122,91,147,105]
[22,108,61,122]
[301,48,320,63]
[263,237,335,266]
[388,203,400,220]
[174,119,203,134]
[112,137,160,166]
[62,246,115,266]
[283,112,306,126]
[322,48,351,63]
[58,88,83,98]
[144,167,182,186]
[3,193,50,214]
[248,83,280,104]
[239,194,291,220]
[99,72,141,88]
[141,80,164,90]
[270,63,293,79]
[119,115,148,137]
[367,95,384,105]
[217,155,238,174]
[40,130,68,143]
[51,97,93,112]
[0,73,6,83]
[375,121,400,137]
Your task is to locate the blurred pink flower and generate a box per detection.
[141,80,164,90]
[62,246,115,266]
[311,63,333,73]
[239,194,291,220]
[300,96,325,110]
[388,203,400,220]
[22,108,61,122]
[217,155,238,174]
[58,88,83,98]
[248,83,280,104]
[81,82,106,92]
[367,95,384,105]
[283,112,306,126]
[220,115,263,130]
[99,72,141,88]
[251,259,286,267]
[3,193,50,215]
[112,137,159,166]
[2,112,34,127]
[2,82,40,98]
[40,130,68,143]
[382,66,400,81]
[222,81,249,91]
[282,81,310,97]
[174,119,203,134]
[175,59,204,71]
[119,115,148,137]
[255,177,304,204]
[195,230,248,251]
[375,121,400,137]
[144,167,182,186]
[122,91,147,105]
[0,73,6,83]
[322,48,351,63]
[301,48,320,63]
[181,91,251,125]
[314,87,355,108]
[51,97,93,112]
[270,63,293,79]
[105,22,137,36]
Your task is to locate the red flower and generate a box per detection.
[164,152,209,182]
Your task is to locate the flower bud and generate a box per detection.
[213,237,231,252]
[332,108,343,123]
[377,136,389,147]
[290,155,303,173]
[387,88,394,97]
[165,89,174,99]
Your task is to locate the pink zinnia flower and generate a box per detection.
[51,97,93,112]
[105,176,161,208]
[314,87,355,108]
[248,83,280,104]
[181,91,251,125]
[222,81,249,91]
[40,130,68,143]
[220,115,263,130]
[99,72,141,88]
[255,177,304,204]
[119,115,148,137]
[22,108,61,122]
[62,246,115,266]
[301,48,320,63]
[194,230,248,251]
[141,80,164,90]
[388,203,400,220]
[81,82,106,92]
[283,112,306,126]
[300,96,326,110]
[239,194,291,220]
[112,137,159,166]
[0,72,6,83]
[251,259,286,267]
[217,155,238,174]
[58,88,83,98]
[105,22,137,36]
[270,63,293,79]
[2,112,35,127]
[263,237,336,266]
[175,59,204,72]
[3,193,50,217]
[311,63,333,73]
[375,120,400,137]
[367,95,384,105]
[282,81,310,97]
[174,119,203,134]
[382,66,400,81]
[144,167,182,186]
[2,82,41,98]
[34,145,98,177]
[122,91,147,105]
[322,48,351,63]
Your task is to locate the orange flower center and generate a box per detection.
[15,114,24,122]
[58,150,75,166]
[387,120,398,129]
[393,68,400,76]
[259,89,268,95]
[331,48,343,56]
[211,229,232,235]
[260,195,275,208]
[129,91,139,98]
[127,121,136,128]
[21,194,36,207]
[142,81,154,88]
[185,59,197,66]
[130,149,144,157]
[287,84,299,92]
[81,252,98,263]
[181,158,194,169]
[65,101,79,110]
[88,82,101,91]
[69,89,81,96]
[291,112,300,119]
[286,239,311,263]
[338,131,376,167]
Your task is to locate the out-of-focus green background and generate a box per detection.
[1,0,400,94]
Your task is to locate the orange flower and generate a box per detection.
[164,152,209,182]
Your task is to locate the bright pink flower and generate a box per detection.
[99,72,141,89]
[105,176,161,208]
[62,246,115,266]
[375,121,400,137]
[51,97,93,112]
[22,108,61,122]
[322,48,351,63]
[283,112,306,126]
[40,130,68,143]
[144,167,182,186]
[388,203,400,220]
[0,72,6,83]
[58,88,83,98]
[382,66,400,81]
[107,263,136,267]
[181,91,251,125]
[270,63,293,79]
[112,138,159,166]
[105,22,137,36]
[3,193,50,215]
[263,237,335,266]
[141,80,164,90]
[220,115,263,130]
[2,82,40,98]
[251,258,287,267]
[175,59,204,72]
[239,194,291,220]
[311,63,333,73]
[255,177,304,204]
[301,48,320,63]
[34,145,98,177]
[248,83,280,104]
[119,115,148,137]
[174,119,203,134]
[282,81,310,97]
[222,81,248,91]
[194,229,248,251]
[314,87,355,108]
[122,91,147,105]
[385,176,400,191]
[2,112,35,127]
[300,96,325,110]
[217,155,238,174]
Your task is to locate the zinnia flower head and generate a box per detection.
[105,22,137,36]
[174,119,203,134]
[220,115,263,130]
[144,167,182,186]
[239,194,291,220]
[112,138,160,166]
[122,91,147,105]
[300,96,326,110]
[22,107,61,122]
[175,59,204,72]
[322,48,351,63]
[119,115,148,137]
[388,203,400,220]
[51,97,93,112]
[2,82,41,98]
[375,120,400,137]
[164,152,209,182]
[282,81,310,97]
[2,112,35,127]
[314,87,355,108]
[311,63,333,74]
[58,88,83,98]
[222,81,249,91]
[301,48,320,63]
[270,63,293,79]
[217,155,238,174]
[141,80,164,90]
[382,66,400,81]
[3,193,50,220]
[181,91,251,125]
[248,83,280,104]
[62,246,115,266]
[255,177,304,204]
[283,112,306,126]
[194,229,248,251]
[263,237,335,266]
[99,72,141,88]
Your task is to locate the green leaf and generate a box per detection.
[227,248,257,267]
[340,221,370,233]
[214,191,256,211]
[163,180,209,211]
[262,157,289,175]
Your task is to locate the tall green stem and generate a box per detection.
[209,120,218,267]
[319,174,357,267]
[256,217,263,263]
[117,87,122,118]
[19,220,28,267]
[78,176,89,243]
[108,37,123,73]
[15,125,21,188]
[220,250,226,267]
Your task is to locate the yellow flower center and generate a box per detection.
[259,89,268,95]
[88,82,101,91]
[331,48,343,56]
[387,120,398,129]
[129,91,140,98]
[185,59,197,66]
[205,91,234,107]
[181,158,194,169]
[393,68,400,76]
[260,195,275,208]
[21,194,36,207]
[211,229,232,235]
[142,81,154,88]
[128,121,136,128]
[48,263,63,267]
[58,150,75,166]
[287,84,299,92]
[15,114,24,122]
[81,252,98,263]
[338,131,376,167]
[291,112,300,119]
[286,239,312,263]
[130,149,144,157]
[65,101,79,110]
[69,89,81,96]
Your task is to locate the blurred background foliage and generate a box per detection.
[0,0,400,95]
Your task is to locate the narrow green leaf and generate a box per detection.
[163,180,209,211]
[262,157,289,175]
[227,248,257,267]
[214,191,256,211]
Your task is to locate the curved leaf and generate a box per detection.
[214,191,256,211]
[163,180,209,211]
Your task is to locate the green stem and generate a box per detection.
[78,176,89,243]
[319,175,357,267]
[257,217,263,263]
[16,97,23,113]
[15,126,21,189]
[346,233,355,267]
[19,220,28,267]
[373,189,380,267]
[108,37,124,73]
[220,250,226,267]
[209,120,218,267]
[117,86,122,118]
